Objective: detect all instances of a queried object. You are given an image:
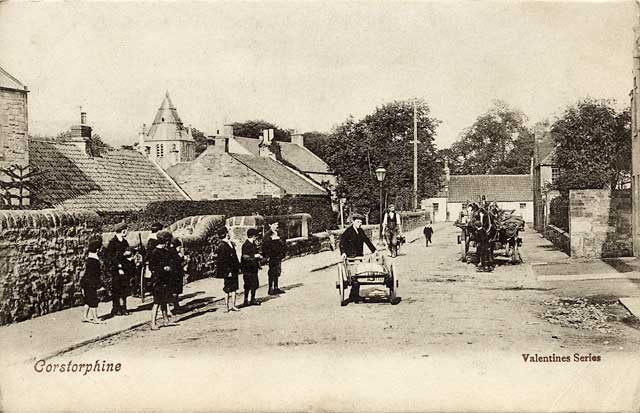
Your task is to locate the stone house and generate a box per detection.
[422,163,533,223]
[0,65,28,171]
[30,114,188,212]
[166,131,328,201]
[138,92,196,170]
[532,126,560,232]
[275,133,337,190]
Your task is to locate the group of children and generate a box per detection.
[79,220,286,325]
[79,222,187,328]
[216,221,287,312]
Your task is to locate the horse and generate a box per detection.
[470,206,498,272]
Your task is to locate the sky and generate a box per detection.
[0,1,636,149]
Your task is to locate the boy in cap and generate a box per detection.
[339,213,377,302]
[216,227,240,312]
[149,230,177,330]
[106,222,129,316]
[262,221,286,295]
[241,228,262,306]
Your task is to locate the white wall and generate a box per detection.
[421,197,448,222]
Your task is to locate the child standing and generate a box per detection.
[81,239,105,324]
[241,228,262,306]
[149,231,178,330]
[423,223,434,247]
[216,227,240,312]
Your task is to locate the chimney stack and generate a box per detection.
[291,132,304,147]
[223,124,234,137]
[81,111,87,125]
[69,110,93,156]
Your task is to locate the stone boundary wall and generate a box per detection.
[0,209,100,325]
[544,224,570,255]
[569,189,632,258]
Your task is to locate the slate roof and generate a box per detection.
[0,65,27,91]
[29,139,187,211]
[145,92,193,142]
[229,154,328,196]
[233,136,260,155]
[276,142,331,174]
[447,175,533,203]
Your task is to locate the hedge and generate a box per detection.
[549,195,569,232]
[97,195,337,233]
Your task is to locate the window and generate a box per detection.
[520,203,527,209]
[551,167,560,184]
[172,143,177,151]
[156,144,164,157]
[433,203,439,212]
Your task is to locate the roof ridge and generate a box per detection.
[0,65,26,90]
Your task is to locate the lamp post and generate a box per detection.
[375,167,387,241]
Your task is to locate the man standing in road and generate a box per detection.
[382,204,403,257]
[262,221,286,296]
[339,214,377,302]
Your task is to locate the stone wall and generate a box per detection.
[0,88,28,169]
[0,210,100,325]
[569,189,632,258]
[544,224,570,255]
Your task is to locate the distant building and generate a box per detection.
[275,133,337,190]
[31,113,188,212]
[167,129,328,200]
[138,92,196,170]
[532,125,560,232]
[422,164,533,223]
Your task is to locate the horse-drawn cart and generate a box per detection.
[336,253,400,306]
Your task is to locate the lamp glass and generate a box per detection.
[375,167,387,182]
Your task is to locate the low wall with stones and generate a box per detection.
[0,209,101,325]
[569,189,632,258]
[544,224,570,255]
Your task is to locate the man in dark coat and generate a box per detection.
[149,230,177,330]
[217,227,240,312]
[339,214,376,302]
[105,222,129,316]
[241,228,262,306]
[262,221,286,295]
[423,222,434,247]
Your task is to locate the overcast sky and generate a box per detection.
[0,1,635,149]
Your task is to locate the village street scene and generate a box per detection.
[1,2,640,412]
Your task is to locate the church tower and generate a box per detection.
[139,92,195,170]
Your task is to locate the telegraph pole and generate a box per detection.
[412,99,418,210]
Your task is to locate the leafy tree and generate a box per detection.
[190,127,207,156]
[302,131,331,160]
[447,101,533,174]
[324,99,441,220]
[231,120,291,142]
[551,99,630,192]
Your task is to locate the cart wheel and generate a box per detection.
[337,263,347,306]
[389,264,400,305]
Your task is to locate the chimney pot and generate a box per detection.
[81,111,87,125]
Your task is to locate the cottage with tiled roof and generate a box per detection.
[167,133,328,200]
[138,92,196,170]
[422,160,533,222]
[30,114,188,212]
[275,133,336,189]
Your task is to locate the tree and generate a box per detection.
[190,127,207,157]
[551,99,630,192]
[302,131,331,160]
[0,164,42,208]
[447,101,533,175]
[324,99,441,220]
[231,120,291,142]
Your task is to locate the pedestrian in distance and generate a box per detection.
[217,227,241,312]
[241,228,262,306]
[423,222,434,247]
[262,221,286,295]
[106,222,130,316]
[339,213,377,302]
[80,239,106,324]
[149,230,178,330]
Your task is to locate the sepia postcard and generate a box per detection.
[1,1,639,412]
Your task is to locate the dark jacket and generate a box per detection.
[339,226,376,257]
[148,246,175,286]
[145,235,159,262]
[241,240,261,274]
[262,231,286,264]
[217,240,240,277]
[81,256,102,290]
[105,235,129,276]
[423,226,434,236]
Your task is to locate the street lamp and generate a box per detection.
[375,167,387,240]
